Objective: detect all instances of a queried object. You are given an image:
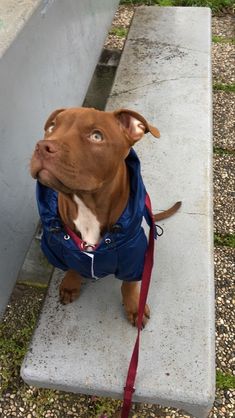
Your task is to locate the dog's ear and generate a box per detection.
[44,109,66,131]
[114,108,160,144]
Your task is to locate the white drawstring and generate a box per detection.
[84,252,100,280]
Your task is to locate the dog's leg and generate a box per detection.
[121,281,150,327]
[59,269,82,305]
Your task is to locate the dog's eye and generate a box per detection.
[47,122,55,133]
[89,130,103,142]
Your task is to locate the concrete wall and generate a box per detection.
[0,0,119,317]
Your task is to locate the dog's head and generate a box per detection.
[30,107,160,194]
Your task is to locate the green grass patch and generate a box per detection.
[93,397,121,417]
[214,233,235,248]
[213,83,235,93]
[0,319,37,394]
[216,370,235,389]
[0,287,46,397]
[120,0,165,4]
[120,0,235,12]
[212,35,235,44]
[17,280,48,289]
[214,147,235,156]
[109,27,128,37]
[157,0,175,5]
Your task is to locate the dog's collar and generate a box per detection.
[64,225,98,252]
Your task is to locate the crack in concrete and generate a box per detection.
[110,76,208,98]
[178,45,209,54]
[185,212,208,216]
[156,210,208,217]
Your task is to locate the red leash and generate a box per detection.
[121,193,155,418]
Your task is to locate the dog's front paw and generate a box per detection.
[121,281,150,328]
[124,301,150,328]
[59,270,82,305]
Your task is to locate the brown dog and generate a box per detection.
[31,107,181,327]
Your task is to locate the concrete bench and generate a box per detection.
[21,6,215,418]
[0,0,119,317]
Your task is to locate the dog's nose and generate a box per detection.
[35,140,58,157]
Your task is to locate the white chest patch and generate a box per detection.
[73,195,101,246]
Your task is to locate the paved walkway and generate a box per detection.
[0,6,234,418]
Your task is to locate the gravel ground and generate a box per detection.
[212,389,235,418]
[213,91,235,150]
[110,4,135,28]
[104,5,135,50]
[1,5,235,418]
[212,15,235,38]
[214,155,235,235]
[212,43,235,84]
[214,247,235,375]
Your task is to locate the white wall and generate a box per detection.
[0,0,119,316]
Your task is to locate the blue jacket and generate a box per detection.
[36,149,154,281]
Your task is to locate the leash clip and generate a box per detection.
[81,241,96,251]
[155,224,164,237]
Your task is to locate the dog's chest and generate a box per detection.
[73,195,100,246]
